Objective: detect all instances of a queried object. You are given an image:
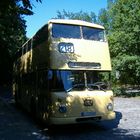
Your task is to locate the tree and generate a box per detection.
[97,0,115,32]
[0,0,42,85]
[105,0,140,85]
[56,10,97,23]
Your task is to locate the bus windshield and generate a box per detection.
[48,70,110,92]
[52,23,106,41]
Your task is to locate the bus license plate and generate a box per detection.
[81,112,96,117]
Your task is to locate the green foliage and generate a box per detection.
[103,0,140,86]
[0,0,42,85]
[112,55,140,85]
[98,8,109,31]
[112,86,140,97]
[112,86,126,97]
[56,10,97,23]
[98,0,115,33]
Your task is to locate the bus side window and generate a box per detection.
[14,48,22,61]
[27,40,32,52]
[48,70,64,91]
[22,46,25,55]
[43,71,48,89]
[48,70,53,79]
[33,25,48,48]
[38,71,48,89]
[48,70,53,90]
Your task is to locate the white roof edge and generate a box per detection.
[48,19,104,29]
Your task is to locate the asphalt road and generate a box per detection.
[0,89,140,140]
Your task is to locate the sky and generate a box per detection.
[24,0,107,38]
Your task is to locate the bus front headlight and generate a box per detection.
[59,105,67,113]
[107,103,113,111]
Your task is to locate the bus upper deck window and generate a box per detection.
[52,24,81,39]
[82,26,106,42]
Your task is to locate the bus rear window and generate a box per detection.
[52,23,81,39]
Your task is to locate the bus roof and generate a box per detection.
[48,19,104,29]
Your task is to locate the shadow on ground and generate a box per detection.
[1,86,140,140]
[38,111,140,140]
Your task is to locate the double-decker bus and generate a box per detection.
[13,19,115,125]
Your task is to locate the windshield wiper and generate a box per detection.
[87,82,107,92]
[66,84,85,92]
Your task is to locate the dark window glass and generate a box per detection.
[52,24,81,39]
[48,70,85,92]
[33,25,48,48]
[14,48,22,60]
[23,46,26,55]
[38,71,48,89]
[27,40,32,52]
[82,26,106,41]
[48,70,64,91]
[86,71,110,90]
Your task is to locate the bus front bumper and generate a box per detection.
[49,111,116,125]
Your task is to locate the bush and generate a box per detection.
[112,86,140,97]
[112,86,126,97]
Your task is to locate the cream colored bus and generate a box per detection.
[13,19,115,125]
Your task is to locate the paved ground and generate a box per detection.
[0,98,50,140]
[0,87,49,140]
[0,87,140,140]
